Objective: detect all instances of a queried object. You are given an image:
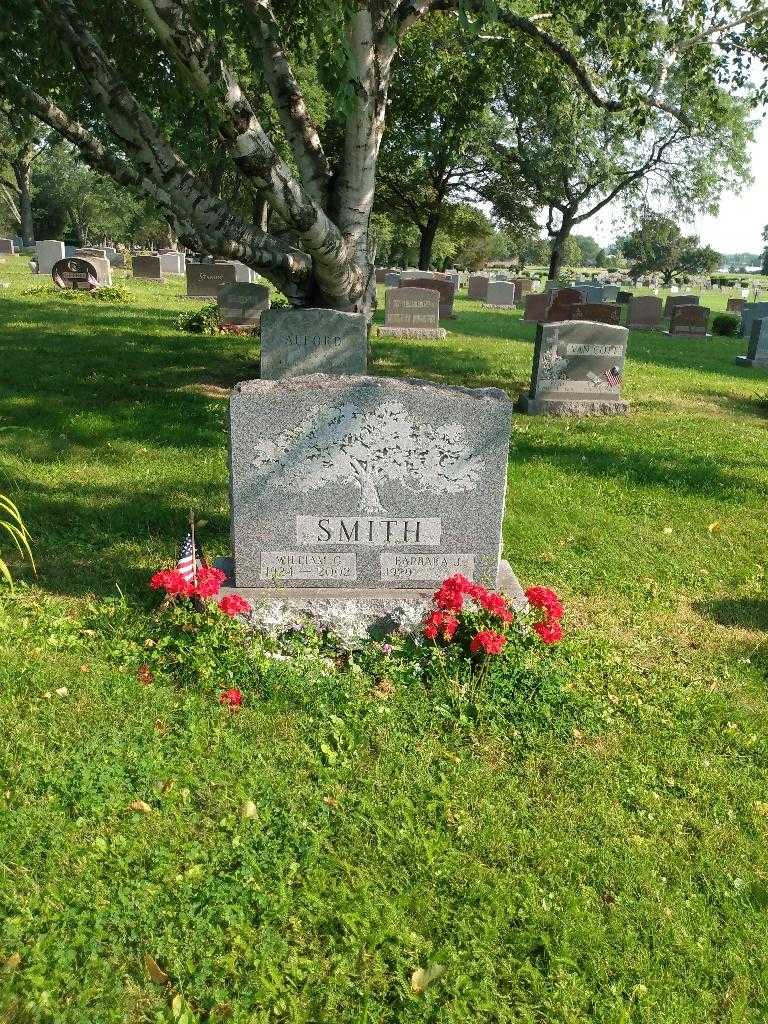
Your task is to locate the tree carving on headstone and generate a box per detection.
[244,401,483,514]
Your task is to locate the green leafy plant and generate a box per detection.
[176,303,221,334]
[0,493,35,588]
[91,285,129,302]
[712,313,740,336]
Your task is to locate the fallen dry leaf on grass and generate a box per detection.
[411,964,445,994]
[4,953,21,971]
[143,953,169,985]
[129,800,153,814]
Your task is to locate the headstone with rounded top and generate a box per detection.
[218,282,270,328]
[259,308,367,378]
[380,287,445,339]
[52,256,101,290]
[520,320,629,416]
[735,318,768,368]
[628,295,662,330]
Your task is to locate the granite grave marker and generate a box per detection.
[485,281,516,307]
[735,318,768,368]
[132,255,163,280]
[380,287,445,338]
[740,302,768,339]
[218,282,271,327]
[186,262,238,297]
[668,304,709,337]
[628,295,662,329]
[522,293,550,322]
[259,308,367,379]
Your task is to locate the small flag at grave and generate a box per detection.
[604,365,621,388]
[176,520,204,584]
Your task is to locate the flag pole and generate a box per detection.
[189,509,198,588]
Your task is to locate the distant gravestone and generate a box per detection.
[467,274,489,300]
[132,255,163,280]
[227,374,514,592]
[628,295,663,330]
[555,287,585,304]
[735,318,768,368]
[380,287,445,339]
[485,281,516,307]
[520,320,629,416]
[36,240,65,276]
[511,277,532,299]
[52,256,100,291]
[663,294,698,317]
[407,276,456,319]
[740,302,768,339]
[726,297,744,313]
[218,282,270,327]
[259,308,367,379]
[668,305,710,337]
[0,238,15,255]
[572,302,621,325]
[159,251,185,275]
[522,293,550,323]
[602,285,620,302]
[186,262,238,297]
[580,285,605,304]
[545,297,580,323]
[375,268,387,284]
[232,261,255,283]
[617,290,633,305]
[384,272,401,288]
[75,247,108,261]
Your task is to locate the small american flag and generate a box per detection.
[176,532,204,583]
[604,365,621,388]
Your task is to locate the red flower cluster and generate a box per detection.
[423,610,458,641]
[218,593,252,617]
[150,565,229,601]
[434,574,514,623]
[469,629,507,655]
[525,585,564,645]
[220,688,243,709]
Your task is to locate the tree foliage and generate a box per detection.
[619,214,722,283]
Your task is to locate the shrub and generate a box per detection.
[712,313,740,337]
[177,303,221,334]
[91,286,128,302]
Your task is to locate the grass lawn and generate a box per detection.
[1,256,767,1022]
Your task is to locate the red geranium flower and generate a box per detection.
[479,590,514,623]
[423,610,459,641]
[525,586,564,620]
[150,568,193,597]
[469,629,507,655]
[533,619,564,645]
[193,565,227,599]
[220,688,243,709]
[218,593,252,617]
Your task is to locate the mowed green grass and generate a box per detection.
[1,256,768,1022]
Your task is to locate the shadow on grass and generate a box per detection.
[694,597,768,632]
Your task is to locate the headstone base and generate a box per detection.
[735,355,768,368]
[518,394,630,417]
[483,303,516,310]
[214,558,526,640]
[663,331,711,338]
[375,326,447,339]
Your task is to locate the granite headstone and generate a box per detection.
[35,240,65,276]
[485,281,516,307]
[380,287,445,338]
[132,255,163,279]
[259,308,367,379]
[735,318,768,368]
[218,282,270,327]
[407,276,456,318]
[663,294,698,318]
[628,295,662,329]
[0,238,15,255]
[668,305,709,337]
[467,274,489,300]
[159,251,185,275]
[522,293,551,323]
[52,256,100,291]
[186,262,238,297]
[740,302,768,339]
[571,302,621,325]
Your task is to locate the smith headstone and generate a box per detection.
[259,308,367,379]
[227,374,514,590]
[520,320,629,416]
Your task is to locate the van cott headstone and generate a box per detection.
[520,320,629,416]
[259,308,367,379]
[735,318,768,368]
[0,238,15,255]
[380,287,445,339]
[668,305,710,337]
[407,276,456,318]
[628,295,662,329]
[52,256,101,291]
[132,255,163,280]
[740,302,768,339]
[467,274,489,300]
[186,262,238,297]
[663,294,698,318]
[571,302,621,325]
[226,374,515,602]
[218,282,270,328]
[36,240,65,276]
[522,293,551,323]
[485,281,516,307]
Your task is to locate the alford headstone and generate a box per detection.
[663,294,698,318]
[186,262,238,297]
[380,287,445,339]
[218,282,271,327]
[36,240,65,276]
[571,302,621,325]
[668,305,710,337]
[740,302,768,339]
[628,295,662,330]
[259,308,367,379]
[520,320,629,417]
[226,374,515,599]
[522,293,550,323]
[485,281,516,307]
[132,255,163,280]
[467,274,490,301]
[735,318,768,368]
[52,256,101,291]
